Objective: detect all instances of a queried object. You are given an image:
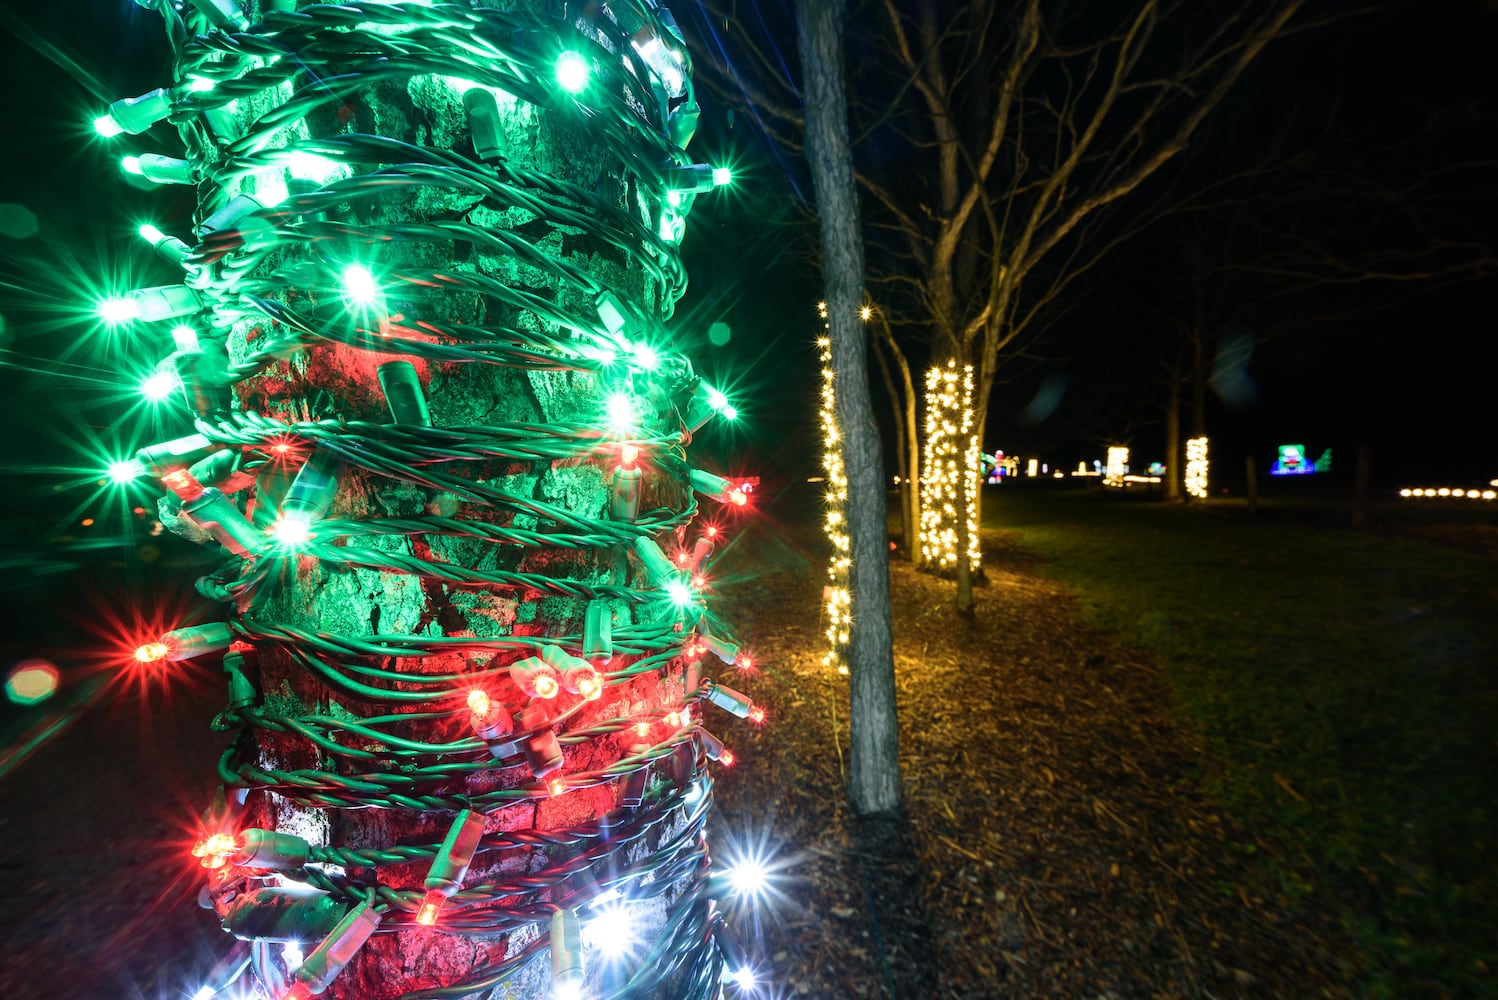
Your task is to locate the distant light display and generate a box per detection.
[1185,436,1209,499]
[1270,444,1330,476]
[1400,487,1498,501]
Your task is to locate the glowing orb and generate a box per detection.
[555,51,591,94]
[5,659,60,705]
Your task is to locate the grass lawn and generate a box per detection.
[989,487,1498,998]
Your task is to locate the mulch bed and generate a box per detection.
[711,521,1355,999]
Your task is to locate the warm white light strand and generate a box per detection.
[1104,446,1129,488]
[816,306,851,675]
[920,360,981,573]
[1185,436,1209,499]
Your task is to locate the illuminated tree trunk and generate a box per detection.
[148,4,729,998]
[798,0,902,814]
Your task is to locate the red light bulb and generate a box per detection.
[415,891,443,926]
[135,641,169,663]
[192,832,241,869]
[467,689,490,714]
[546,775,567,797]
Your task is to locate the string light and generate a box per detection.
[1185,436,1209,499]
[1399,487,1498,500]
[920,360,981,574]
[82,1,762,998]
[815,327,851,674]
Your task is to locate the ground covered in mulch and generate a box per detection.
[710,518,1355,999]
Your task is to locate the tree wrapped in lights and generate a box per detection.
[919,360,980,576]
[91,2,763,998]
[1104,446,1130,488]
[814,310,850,675]
[1185,436,1209,500]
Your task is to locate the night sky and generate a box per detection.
[0,0,1495,522]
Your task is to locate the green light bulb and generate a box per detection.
[712,167,732,187]
[630,343,659,371]
[138,223,166,244]
[606,393,636,434]
[664,579,694,607]
[98,296,140,324]
[140,370,179,402]
[342,264,379,306]
[93,114,124,138]
[272,512,313,549]
[108,458,145,484]
[555,51,591,94]
[121,155,143,175]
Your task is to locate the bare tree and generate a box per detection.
[797,0,902,814]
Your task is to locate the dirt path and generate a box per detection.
[711,521,1351,998]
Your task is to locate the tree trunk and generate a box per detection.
[872,332,912,558]
[900,353,921,568]
[1352,443,1371,529]
[798,0,902,815]
[1165,371,1183,501]
[1191,329,1208,437]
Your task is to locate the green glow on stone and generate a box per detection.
[285,150,345,185]
[98,296,139,324]
[121,155,143,175]
[93,114,123,138]
[555,51,591,94]
[342,264,380,306]
[712,167,732,187]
